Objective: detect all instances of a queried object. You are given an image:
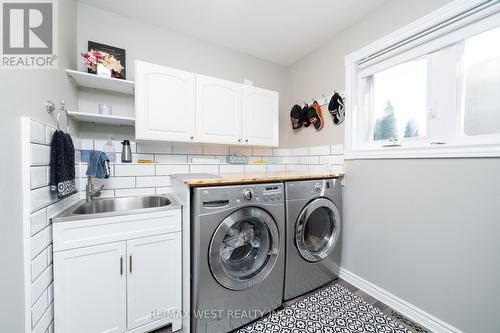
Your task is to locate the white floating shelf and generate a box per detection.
[67,111,135,126]
[66,69,135,95]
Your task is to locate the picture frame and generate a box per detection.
[87,41,126,80]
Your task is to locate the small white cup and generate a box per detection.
[98,104,112,115]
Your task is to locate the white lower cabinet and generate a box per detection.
[53,209,182,333]
[127,233,181,330]
[54,242,127,333]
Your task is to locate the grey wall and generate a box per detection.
[283,0,452,148]
[343,159,500,333]
[282,0,499,332]
[76,3,289,143]
[0,0,78,331]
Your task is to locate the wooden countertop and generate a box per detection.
[179,172,344,186]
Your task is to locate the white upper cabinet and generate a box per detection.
[135,60,196,142]
[195,74,243,144]
[242,86,279,147]
[135,60,279,146]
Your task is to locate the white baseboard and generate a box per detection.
[338,267,463,333]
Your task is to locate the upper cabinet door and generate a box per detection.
[127,233,182,330]
[242,86,279,147]
[135,60,196,142]
[195,74,242,145]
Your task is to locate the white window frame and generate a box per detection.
[345,0,500,159]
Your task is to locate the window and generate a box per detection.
[346,0,500,158]
[366,58,428,142]
[461,26,500,136]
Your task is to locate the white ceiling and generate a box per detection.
[78,0,387,66]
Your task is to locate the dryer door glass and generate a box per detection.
[209,207,280,290]
[296,198,341,262]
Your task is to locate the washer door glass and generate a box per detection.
[296,198,341,262]
[209,207,280,290]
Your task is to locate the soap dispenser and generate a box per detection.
[103,136,116,162]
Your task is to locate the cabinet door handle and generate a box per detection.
[129,255,132,273]
[245,139,248,143]
[120,256,123,275]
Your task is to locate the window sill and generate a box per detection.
[345,143,500,160]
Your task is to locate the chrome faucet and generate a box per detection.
[85,160,111,202]
[86,176,104,202]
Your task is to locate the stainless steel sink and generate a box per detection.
[53,194,180,222]
[72,196,171,215]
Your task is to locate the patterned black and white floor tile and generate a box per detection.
[237,284,412,333]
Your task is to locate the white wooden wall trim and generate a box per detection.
[338,267,464,333]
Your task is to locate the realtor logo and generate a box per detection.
[1,0,58,68]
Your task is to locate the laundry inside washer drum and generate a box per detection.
[220,219,271,280]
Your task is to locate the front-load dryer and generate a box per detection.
[284,178,342,301]
[191,183,285,333]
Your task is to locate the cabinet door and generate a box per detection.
[242,86,279,146]
[54,242,127,333]
[195,74,242,144]
[135,60,196,142]
[127,233,182,330]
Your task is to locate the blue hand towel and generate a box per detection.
[86,151,110,179]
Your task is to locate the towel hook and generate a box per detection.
[56,100,70,133]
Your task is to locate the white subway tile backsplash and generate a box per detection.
[94,139,136,153]
[190,156,219,164]
[136,142,172,154]
[115,188,155,197]
[331,144,344,155]
[229,146,252,155]
[319,155,345,165]
[190,164,219,174]
[156,164,190,175]
[93,177,135,190]
[115,164,154,177]
[291,147,308,156]
[287,164,308,172]
[31,208,47,236]
[245,165,266,173]
[32,302,53,333]
[155,154,188,163]
[31,144,51,166]
[267,164,286,173]
[273,148,290,157]
[266,157,281,164]
[31,166,48,189]
[31,264,52,305]
[173,143,202,155]
[330,165,345,173]
[253,148,273,156]
[308,164,330,173]
[299,156,320,165]
[155,187,173,195]
[31,289,48,327]
[80,139,94,150]
[308,145,330,155]
[136,176,171,188]
[45,126,55,145]
[31,225,52,259]
[203,145,229,156]
[281,156,300,164]
[30,121,46,144]
[31,186,58,212]
[31,250,48,281]
[99,190,115,198]
[220,164,244,175]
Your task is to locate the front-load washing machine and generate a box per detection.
[284,178,342,301]
[191,183,285,333]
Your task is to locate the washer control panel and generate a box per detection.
[238,184,283,203]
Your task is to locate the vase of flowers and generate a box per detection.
[81,49,124,78]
